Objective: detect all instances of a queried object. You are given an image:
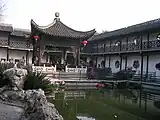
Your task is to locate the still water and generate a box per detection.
[50,88,160,120]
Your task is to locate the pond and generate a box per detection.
[48,88,160,120]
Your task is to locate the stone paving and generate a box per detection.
[0,102,24,120]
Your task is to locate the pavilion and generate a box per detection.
[30,12,96,66]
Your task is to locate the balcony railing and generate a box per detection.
[148,40,160,49]
[10,41,27,49]
[98,47,104,53]
[0,39,8,47]
[105,46,110,52]
[81,40,160,54]
[110,45,120,52]
[128,43,141,51]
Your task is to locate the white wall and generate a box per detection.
[148,55,160,76]
[0,48,7,60]
[110,55,120,73]
[127,55,141,73]
[9,50,26,61]
[97,57,104,68]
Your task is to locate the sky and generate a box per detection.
[3,0,160,33]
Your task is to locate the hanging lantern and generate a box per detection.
[81,40,88,46]
[33,35,39,41]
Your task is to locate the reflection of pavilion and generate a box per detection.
[30,12,95,66]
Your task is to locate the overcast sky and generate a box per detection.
[3,0,160,33]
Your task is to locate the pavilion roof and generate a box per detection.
[90,18,160,41]
[31,13,96,40]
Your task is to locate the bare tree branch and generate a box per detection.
[0,0,7,22]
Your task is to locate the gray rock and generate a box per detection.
[20,89,63,120]
[0,89,63,120]
[3,68,27,90]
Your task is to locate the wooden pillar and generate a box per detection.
[125,56,127,70]
[146,55,149,82]
[109,39,111,52]
[26,38,30,65]
[147,33,149,48]
[144,54,149,111]
[120,40,122,51]
[61,51,64,64]
[126,35,128,51]
[139,54,143,108]
[46,52,48,63]
[140,36,143,50]
[7,33,11,61]
[26,50,29,65]
[32,37,37,64]
[109,55,111,68]
[97,43,98,53]
[104,55,106,68]
[120,55,122,71]
[37,43,41,66]
[76,47,80,66]
[95,56,97,67]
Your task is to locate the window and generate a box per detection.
[133,36,140,45]
[157,34,160,40]
[15,59,20,63]
[1,58,6,63]
[1,58,6,61]
[115,41,120,46]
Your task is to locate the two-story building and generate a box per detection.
[0,23,32,65]
[81,18,160,76]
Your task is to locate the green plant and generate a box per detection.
[0,63,10,87]
[23,71,56,95]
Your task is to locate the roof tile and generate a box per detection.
[31,18,96,40]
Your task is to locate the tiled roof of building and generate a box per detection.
[91,18,160,41]
[11,28,31,37]
[0,23,13,32]
[31,13,96,40]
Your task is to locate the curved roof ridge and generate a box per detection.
[31,19,56,29]
[58,20,95,33]
[31,18,96,39]
[31,19,95,33]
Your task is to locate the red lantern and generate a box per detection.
[33,35,39,41]
[81,40,88,46]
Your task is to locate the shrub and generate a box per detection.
[23,71,56,95]
[0,63,10,87]
[114,69,136,80]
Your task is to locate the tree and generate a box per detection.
[0,0,7,21]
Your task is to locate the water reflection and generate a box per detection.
[77,115,96,120]
[52,88,160,120]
